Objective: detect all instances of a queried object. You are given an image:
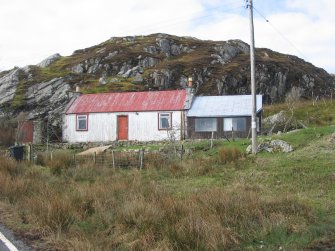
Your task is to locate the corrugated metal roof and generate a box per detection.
[66,90,188,114]
[187,95,263,117]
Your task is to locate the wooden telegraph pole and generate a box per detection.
[247,0,257,154]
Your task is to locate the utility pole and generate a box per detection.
[247,0,257,154]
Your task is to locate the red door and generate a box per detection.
[117,116,128,140]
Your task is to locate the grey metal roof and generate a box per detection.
[187,95,263,117]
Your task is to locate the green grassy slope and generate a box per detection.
[0,99,335,250]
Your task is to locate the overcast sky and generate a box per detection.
[0,0,334,73]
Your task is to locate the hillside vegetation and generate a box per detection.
[0,104,335,250]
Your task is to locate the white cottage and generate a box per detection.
[63,90,193,143]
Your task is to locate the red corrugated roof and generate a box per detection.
[66,90,187,114]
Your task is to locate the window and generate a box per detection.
[195,118,217,132]
[224,118,246,131]
[159,113,172,130]
[76,114,88,131]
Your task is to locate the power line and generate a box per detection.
[123,2,245,35]
[252,6,309,61]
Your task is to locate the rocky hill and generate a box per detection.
[0,33,334,123]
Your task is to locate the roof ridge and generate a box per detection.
[80,89,186,96]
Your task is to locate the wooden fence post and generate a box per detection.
[180,144,184,161]
[331,92,333,103]
[140,149,144,169]
[27,144,32,162]
[93,152,96,165]
[210,131,214,149]
[50,151,53,161]
[112,150,115,168]
[73,154,76,167]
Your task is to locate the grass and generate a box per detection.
[264,99,335,125]
[0,125,335,250]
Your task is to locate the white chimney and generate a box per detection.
[188,77,193,87]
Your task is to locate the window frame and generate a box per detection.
[76,114,88,131]
[158,112,172,130]
[194,118,217,132]
[223,117,246,132]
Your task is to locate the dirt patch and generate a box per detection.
[77,145,112,155]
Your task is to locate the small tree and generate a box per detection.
[15,112,28,145]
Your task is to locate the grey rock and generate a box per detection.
[228,39,249,53]
[117,63,132,75]
[144,46,157,54]
[110,78,120,83]
[246,139,293,154]
[132,73,143,84]
[37,53,61,68]
[122,66,143,78]
[105,50,118,60]
[263,111,286,125]
[156,38,170,55]
[87,58,102,74]
[182,46,194,53]
[139,57,160,68]
[171,44,181,56]
[71,63,85,73]
[0,68,20,104]
[123,36,136,42]
[25,77,71,119]
[99,75,108,85]
[211,43,240,65]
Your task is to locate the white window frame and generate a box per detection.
[76,114,88,131]
[158,113,172,130]
[224,117,246,132]
[195,118,217,132]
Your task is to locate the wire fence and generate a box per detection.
[2,141,190,168]
[34,148,182,169]
[74,150,145,168]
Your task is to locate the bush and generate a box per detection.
[218,147,243,164]
[0,127,15,146]
[36,151,74,175]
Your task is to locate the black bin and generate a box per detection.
[9,146,25,161]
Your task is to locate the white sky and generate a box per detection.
[0,0,334,73]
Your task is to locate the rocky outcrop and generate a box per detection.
[246,139,293,154]
[0,68,20,104]
[0,33,334,125]
[37,53,61,68]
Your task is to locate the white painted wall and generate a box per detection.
[63,111,183,143]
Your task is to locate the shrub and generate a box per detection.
[0,127,15,146]
[36,151,74,175]
[218,147,243,164]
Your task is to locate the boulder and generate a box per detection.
[263,111,286,125]
[37,53,61,68]
[99,75,108,85]
[132,73,144,84]
[246,139,293,154]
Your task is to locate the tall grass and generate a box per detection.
[1,127,335,250]
[0,154,321,251]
